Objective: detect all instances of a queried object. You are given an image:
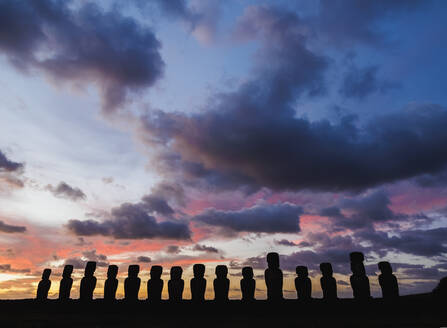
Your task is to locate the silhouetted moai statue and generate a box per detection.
[320,262,337,300]
[378,261,399,299]
[36,268,52,301]
[80,261,97,301]
[59,265,73,301]
[190,264,206,302]
[240,266,255,301]
[295,266,312,301]
[433,276,447,300]
[213,265,229,302]
[124,265,141,301]
[168,266,184,302]
[349,252,371,300]
[104,265,119,301]
[147,265,164,302]
[265,252,283,301]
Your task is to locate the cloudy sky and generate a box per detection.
[0,0,447,299]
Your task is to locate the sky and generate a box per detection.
[0,0,447,300]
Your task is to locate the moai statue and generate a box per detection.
[36,268,52,301]
[80,261,97,301]
[190,264,206,302]
[320,262,337,300]
[147,265,164,302]
[213,265,229,302]
[433,276,447,300]
[59,265,74,301]
[104,265,119,301]
[295,266,312,301]
[240,266,255,301]
[378,261,399,299]
[168,266,184,302]
[349,252,371,300]
[124,264,141,301]
[265,252,283,301]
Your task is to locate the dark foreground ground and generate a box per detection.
[0,294,445,328]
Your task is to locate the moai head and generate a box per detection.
[351,261,366,276]
[128,265,140,278]
[42,268,51,280]
[267,252,280,269]
[296,266,308,277]
[242,266,254,279]
[107,265,118,279]
[349,252,365,263]
[215,265,228,279]
[84,261,96,277]
[170,266,183,280]
[320,262,333,277]
[150,265,163,279]
[378,261,393,275]
[62,265,73,278]
[193,264,205,278]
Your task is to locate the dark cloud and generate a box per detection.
[0,220,26,233]
[193,203,302,234]
[137,4,447,193]
[315,0,428,46]
[192,244,219,253]
[137,256,152,263]
[0,0,164,113]
[64,249,108,269]
[356,227,447,257]
[131,0,222,44]
[165,245,181,254]
[141,195,175,216]
[339,65,398,99]
[320,190,431,231]
[274,239,299,247]
[0,150,23,172]
[413,170,447,188]
[0,264,30,274]
[67,201,191,240]
[46,182,86,201]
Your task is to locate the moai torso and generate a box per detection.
[168,279,184,301]
[320,276,337,300]
[265,268,283,301]
[191,278,206,301]
[295,277,312,300]
[125,277,141,301]
[350,274,371,299]
[104,278,118,300]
